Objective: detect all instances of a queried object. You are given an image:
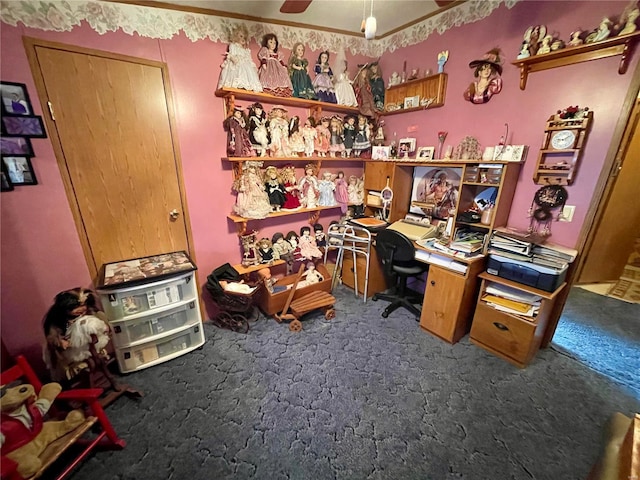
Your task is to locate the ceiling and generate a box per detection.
[146,0,458,37]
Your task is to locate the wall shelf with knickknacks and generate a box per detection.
[382,73,447,116]
[511,31,640,90]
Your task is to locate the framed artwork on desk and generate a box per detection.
[410,166,461,220]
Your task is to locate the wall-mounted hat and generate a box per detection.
[468,48,504,75]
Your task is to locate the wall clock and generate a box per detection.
[533,107,593,185]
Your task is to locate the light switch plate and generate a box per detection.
[560,205,575,222]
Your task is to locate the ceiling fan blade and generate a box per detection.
[280,0,313,14]
[434,0,454,6]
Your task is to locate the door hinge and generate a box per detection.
[47,101,56,121]
[611,158,622,177]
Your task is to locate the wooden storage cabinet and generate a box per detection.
[383,73,448,114]
[98,270,205,373]
[341,249,387,298]
[363,161,412,222]
[419,258,485,344]
[470,272,566,367]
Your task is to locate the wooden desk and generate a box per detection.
[414,244,486,344]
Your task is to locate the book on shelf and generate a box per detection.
[489,230,532,255]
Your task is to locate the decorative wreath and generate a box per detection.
[530,185,568,221]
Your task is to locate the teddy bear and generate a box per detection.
[1,382,85,479]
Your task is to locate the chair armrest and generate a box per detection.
[57,388,104,402]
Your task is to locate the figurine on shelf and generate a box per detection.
[285,231,304,262]
[223,106,254,157]
[257,237,278,264]
[272,232,296,273]
[280,163,301,210]
[342,115,357,157]
[437,50,449,73]
[268,105,292,157]
[537,35,553,54]
[568,30,584,46]
[299,226,323,260]
[407,68,419,81]
[257,33,293,97]
[240,231,260,267]
[586,17,613,43]
[368,62,385,111]
[373,119,385,146]
[314,117,331,158]
[353,64,376,117]
[334,60,358,107]
[334,170,349,214]
[329,116,345,158]
[298,163,320,208]
[248,102,269,157]
[297,262,324,288]
[388,72,401,86]
[314,223,326,248]
[463,48,504,105]
[352,114,371,157]
[232,161,272,219]
[288,42,317,100]
[313,51,337,103]
[524,25,546,56]
[618,4,639,36]
[301,117,317,157]
[264,165,287,211]
[348,175,364,205]
[217,24,263,93]
[516,41,530,59]
[318,171,337,206]
[288,116,305,156]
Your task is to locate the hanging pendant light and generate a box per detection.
[360,0,366,33]
[364,0,376,40]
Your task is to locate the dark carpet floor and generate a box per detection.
[67,286,640,480]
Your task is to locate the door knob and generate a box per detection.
[169,209,180,220]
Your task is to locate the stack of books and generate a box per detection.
[482,282,542,318]
[449,230,486,254]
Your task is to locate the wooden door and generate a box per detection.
[578,91,640,283]
[25,39,191,277]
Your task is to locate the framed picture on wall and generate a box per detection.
[0,81,34,116]
[1,115,47,138]
[0,136,33,156]
[1,161,14,191]
[1,155,37,186]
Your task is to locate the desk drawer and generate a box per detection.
[470,302,537,365]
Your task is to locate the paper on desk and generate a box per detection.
[489,303,538,318]
[485,283,542,304]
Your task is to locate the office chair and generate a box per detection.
[372,229,428,319]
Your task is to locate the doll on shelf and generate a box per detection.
[334,60,358,107]
[288,42,317,100]
[279,164,301,210]
[334,170,350,214]
[285,231,304,262]
[318,171,337,207]
[299,226,323,260]
[248,102,269,157]
[342,115,357,158]
[257,33,293,97]
[288,116,305,156]
[240,231,260,267]
[314,223,327,248]
[264,166,287,211]
[272,232,295,273]
[568,30,584,46]
[268,106,292,157]
[217,24,263,92]
[297,262,325,288]
[348,175,364,205]
[43,287,112,383]
[313,51,337,103]
[314,117,331,158]
[329,116,345,158]
[223,106,254,157]
[353,64,376,117]
[298,163,320,208]
[352,114,371,157]
[257,237,278,264]
[301,117,318,157]
[368,62,385,112]
[233,161,272,219]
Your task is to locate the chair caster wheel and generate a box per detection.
[372,294,379,301]
[382,311,389,318]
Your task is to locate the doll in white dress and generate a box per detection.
[288,116,305,156]
[217,24,263,92]
[268,106,292,157]
[334,60,358,107]
[233,161,272,219]
[301,117,317,157]
[318,171,336,206]
[348,175,364,205]
[298,163,320,208]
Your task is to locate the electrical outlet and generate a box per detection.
[560,205,575,222]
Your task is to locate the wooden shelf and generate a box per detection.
[215,87,360,116]
[222,156,362,163]
[382,73,447,115]
[511,31,640,90]
[228,205,344,235]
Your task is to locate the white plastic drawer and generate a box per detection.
[99,272,196,320]
[110,301,199,347]
[117,324,204,373]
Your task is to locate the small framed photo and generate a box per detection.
[492,144,528,162]
[398,137,416,158]
[416,146,435,161]
[1,115,46,138]
[0,81,34,115]
[371,145,391,160]
[1,162,14,191]
[0,136,33,156]
[1,155,37,186]
[403,95,420,109]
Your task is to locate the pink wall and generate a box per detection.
[1,1,637,368]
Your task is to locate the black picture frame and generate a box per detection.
[0,136,34,156]
[1,162,14,191]
[0,81,34,116]
[1,155,38,186]
[1,114,47,138]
